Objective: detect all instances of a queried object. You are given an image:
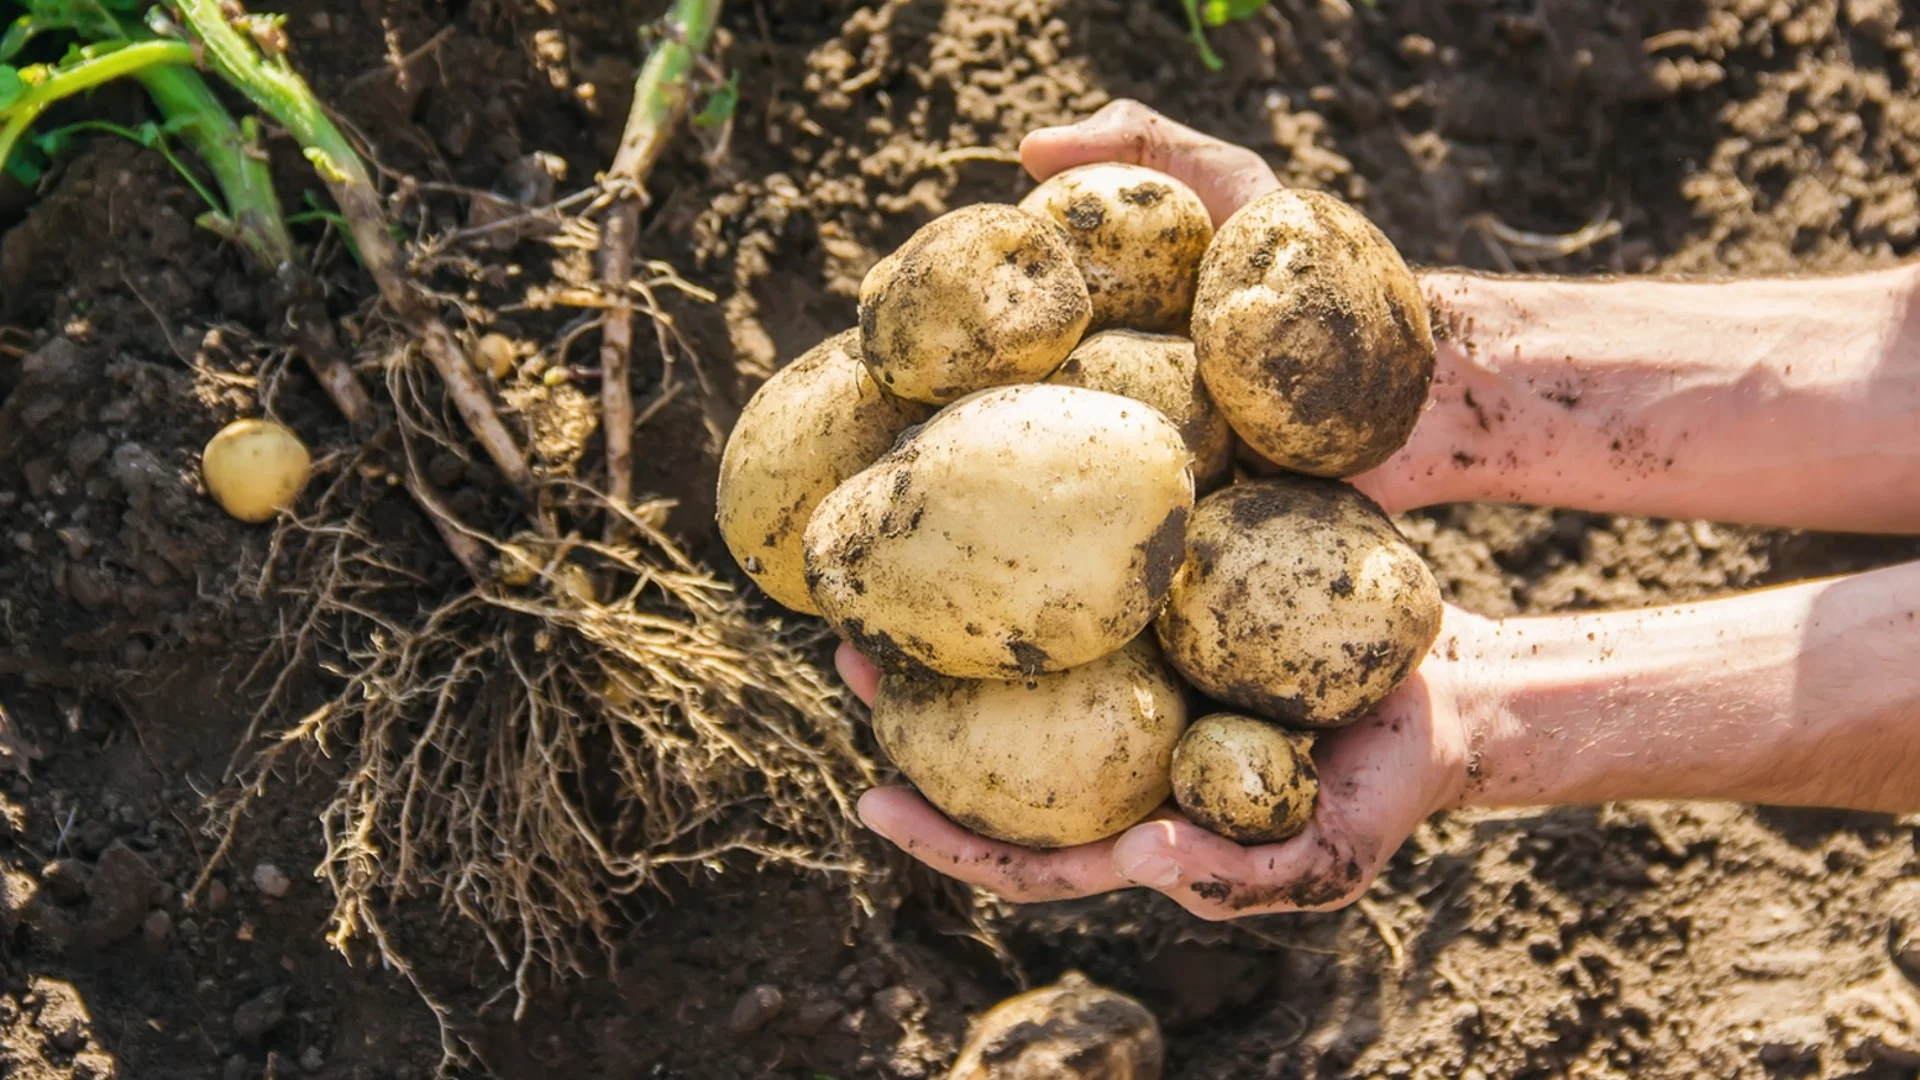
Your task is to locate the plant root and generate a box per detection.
[209,483,876,1073]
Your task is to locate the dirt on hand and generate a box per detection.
[3,0,1919,1078]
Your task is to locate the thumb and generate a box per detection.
[1019,99,1281,226]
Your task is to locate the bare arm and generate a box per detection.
[1462,557,1920,815]
[1358,267,1920,533]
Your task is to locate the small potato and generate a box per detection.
[1018,163,1213,333]
[1171,714,1319,844]
[804,384,1194,679]
[716,329,932,614]
[1049,330,1232,493]
[201,418,310,524]
[947,971,1163,1080]
[1191,188,1434,477]
[1155,476,1441,729]
[871,637,1188,849]
[858,203,1092,404]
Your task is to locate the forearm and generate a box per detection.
[1455,559,1920,814]
[1361,265,1920,532]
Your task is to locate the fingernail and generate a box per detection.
[1121,854,1181,890]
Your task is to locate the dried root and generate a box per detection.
[206,476,875,1073]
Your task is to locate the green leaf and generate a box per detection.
[3,141,46,185]
[2,16,37,64]
[0,63,23,109]
[692,70,738,129]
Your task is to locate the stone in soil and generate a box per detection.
[80,841,160,947]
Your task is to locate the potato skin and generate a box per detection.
[947,971,1163,1080]
[201,418,311,524]
[1049,330,1232,493]
[858,203,1092,404]
[1154,477,1441,729]
[1191,188,1434,477]
[715,329,931,613]
[1171,714,1319,844]
[1018,163,1212,333]
[871,638,1188,849]
[804,384,1194,679]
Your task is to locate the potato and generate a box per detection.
[1154,477,1441,729]
[1049,330,1232,493]
[947,971,1164,1080]
[858,203,1092,404]
[1170,714,1319,844]
[871,637,1188,848]
[200,418,311,524]
[804,384,1194,679]
[1191,188,1434,477]
[1017,162,1212,333]
[716,329,932,614]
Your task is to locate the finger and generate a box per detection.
[834,640,881,706]
[858,786,1129,902]
[1019,99,1281,226]
[1110,815,1374,920]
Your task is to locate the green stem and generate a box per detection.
[41,118,221,207]
[609,0,720,182]
[172,0,399,304]
[1180,0,1226,71]
[13,1,293,265]
[137,68,293,266]
[0,39,196,173]
[599,0,722,536]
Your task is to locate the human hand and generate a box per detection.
[836,606,1490,919]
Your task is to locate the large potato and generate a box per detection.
[858,203,1092,404]
[947,971,1163,1080]
[804,384,1193,679]
[1048,330,1232,493]
[715,329,931,613]
[1170,714,1319,844]
[1154,477,1441,729]
[871,637,1188,849]
[1018,163,1212,333]
[1191,188,1434,477]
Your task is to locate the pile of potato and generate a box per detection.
[717,162,1442,851]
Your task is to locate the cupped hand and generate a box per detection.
[836,606,1489,919]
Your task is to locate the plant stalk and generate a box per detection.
[174,0,544,524]
[0,39,195,171]
[596,0,720,540]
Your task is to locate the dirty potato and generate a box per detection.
[947,971,1164,1080]
[716,329,932,613]
[858,203,1092,403]
[1191,188,1434,477]
[1155,476,1441,729]
[1018,162,1212,333]
[1048,329,1233,493]
[871,637,1188,849]
[804,384,1194,679]
[1171,714,1319,844]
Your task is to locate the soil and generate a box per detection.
[2,0,1919,1078]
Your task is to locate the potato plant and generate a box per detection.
[717,166,1443,850]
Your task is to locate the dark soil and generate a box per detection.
[4,0,1920,1078]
